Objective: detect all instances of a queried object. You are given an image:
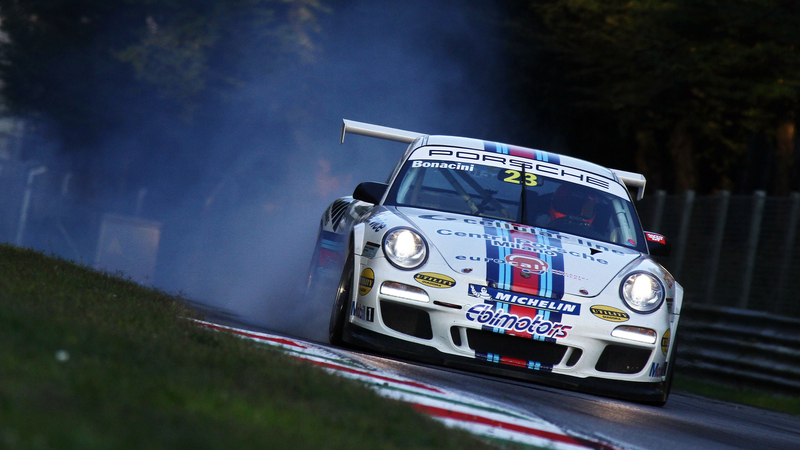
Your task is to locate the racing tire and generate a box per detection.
[329,241,354,346]
[662,342,678,399]
[647,342,677,407]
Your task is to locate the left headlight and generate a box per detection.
[619,272,664,314]
[383,227,428,270]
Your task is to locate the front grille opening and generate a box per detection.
[450,326,462,346]
[466,329,567,365]
[595,345,652,374]
[566,348,583,367]
[380,301,433,340]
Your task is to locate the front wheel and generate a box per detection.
[662,342,678,399]
[647,342,677,407]
[329,243,354,346]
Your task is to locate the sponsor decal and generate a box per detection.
[649,361,668,378]
[415,148,613,192]
[358,268,375,296]
[355,302,374,322]
[417,214,630,256]
[646,232,666,244]
[466,304,572,339]
[661,329,671,356]
[468,284,580,315]
[411,160,474,171]
[440,229,612,265]
[551,269,589,282]
[367,217,387,233]
[590,305,630,322]
[362,242,380,258]
[414,272,456,289]
[488,240,609,265]
[482,224,565,300]
[456,255,592,280]
[505,254,549,274]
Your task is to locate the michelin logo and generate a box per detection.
[468,284,581,315]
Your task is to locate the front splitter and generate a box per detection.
[343,322,669,405]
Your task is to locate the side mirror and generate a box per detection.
[644,231,672,257]
[353,182,388,204]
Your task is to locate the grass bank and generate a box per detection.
[0,244,497,450]
[2,245,796,450]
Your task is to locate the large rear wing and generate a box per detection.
[611,169,646,200]
[340,119,426,144]
[340,118,648,200]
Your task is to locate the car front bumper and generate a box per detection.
[345,255,676,403]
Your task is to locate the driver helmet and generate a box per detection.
[549,184,598,224]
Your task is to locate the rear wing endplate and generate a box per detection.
[611,169,646,200]
[341,119,426,144]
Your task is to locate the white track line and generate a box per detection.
[193,319,613,450]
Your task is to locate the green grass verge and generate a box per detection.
[673,377,800,416]
[0,244,506,450]
[9,243,793,450]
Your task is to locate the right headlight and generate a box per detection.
[619,272,664,314]
[382,227,428,270]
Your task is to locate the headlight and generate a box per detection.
[380,281,429,302]
[619,272,664,314]
[383,227,427,270]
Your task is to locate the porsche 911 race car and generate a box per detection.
[306,119,682,405]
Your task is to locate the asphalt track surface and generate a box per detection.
[354,353,800,450]
[198,310,800,450]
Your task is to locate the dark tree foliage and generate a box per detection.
[0,0,138,149]
[506,0,800,194]
[0,0,322,153]
[0,0,324,210]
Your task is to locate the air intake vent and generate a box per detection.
[466,329,567,365]
[450,326,462,346]
[595,345,651,374]
[380,301,432,340]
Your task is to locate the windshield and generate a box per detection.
[385,147,646,252]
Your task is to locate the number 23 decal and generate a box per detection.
[502,170,539,187]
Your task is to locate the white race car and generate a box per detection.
[306,119,682,405]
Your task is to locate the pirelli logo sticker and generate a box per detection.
[590,305,630,322]
[414,272,456,289]
[359,268,375,296]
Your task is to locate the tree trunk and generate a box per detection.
[669,121,696,192]
[774,114,796,196]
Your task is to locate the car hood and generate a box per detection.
[396,207,642,298]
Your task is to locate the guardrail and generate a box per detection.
[676,304,800,395]
[636,191,800,320]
